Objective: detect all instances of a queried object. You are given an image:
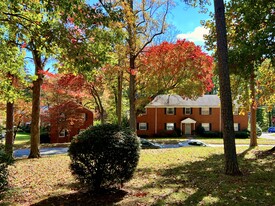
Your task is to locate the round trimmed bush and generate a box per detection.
[68,124,140,192]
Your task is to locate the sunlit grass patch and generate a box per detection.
[1,146,274,205]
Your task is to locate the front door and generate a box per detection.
[185,123,191,135]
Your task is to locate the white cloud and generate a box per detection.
[176,26,209,43]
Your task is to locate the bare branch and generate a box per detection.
[134,1,170,58]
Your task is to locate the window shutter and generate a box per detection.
[174,108,176,115]
[174,123,176,129]
[238,123,240,131]
[183,108,185,114]
[209,108,212,115]
[165,108,167,114]
[164,123,167,130]
[147,123,149,130]
[137,123,139,130]
[191,108,193,114]
[209,123,212,131]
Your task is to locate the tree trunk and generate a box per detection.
[117,70,123,126]
[29,49,43,158]
[91,87,105,124]
[129,55,136,131]
[5,102,14,158]
[250,72,257,146]
[29,76,42,158]
[214,0,242,175]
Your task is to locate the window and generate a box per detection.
[139,123,147,130]
[185,108,192,115]
[233,107,239,115]
[201,108,210,115]
[166,108,175,115]
[234,123,239,131]
[166,123,175,131]
[202,123,210,131]
[59,129,66,137]
[81,113,87,121]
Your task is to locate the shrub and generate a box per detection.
[68,124,140,192]
[196,125,205,136]
[0,144,13,192]
[202,131,221,138]
[154,129,180,137]
[235,130,249,139]
[40,132,50,143]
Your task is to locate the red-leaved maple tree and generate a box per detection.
[41,73,91,136]
[138,39,214,99]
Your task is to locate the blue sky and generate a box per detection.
[168,1,214,48]
[28,1,214,73]
[87,0,214,47]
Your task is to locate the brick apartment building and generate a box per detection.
[50,101,93,143]
[136,94,248,137]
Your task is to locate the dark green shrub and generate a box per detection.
[20,124,31,133]
[196,125,205,136]
[68,124,140,192]
[235,130,249,139]
[202,131,220,138]
[0,144,13,192]
[174,128,182,136]
[154,129,179,137]
[40,132,50,143]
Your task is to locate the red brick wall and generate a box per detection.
[50,107,93,143]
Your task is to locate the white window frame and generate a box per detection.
[201,107,210,115]
[166,108,175,115]
[81,113,87,121]
[185,107,191,115]
[202,123,210,131]
[234,123,239,131]
[139,123,147,130]
[166,123,175,131]
[59,129,66,138]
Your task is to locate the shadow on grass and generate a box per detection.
[126,148,275,206]
[31,188,128,206]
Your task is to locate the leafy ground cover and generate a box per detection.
[0,146,274,205]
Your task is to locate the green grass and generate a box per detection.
[7,133,275,149]
[121,146,275,206]
[149,137,275,145]
[1,146,274,205]
[14,132,30,142]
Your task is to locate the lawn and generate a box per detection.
[1,146,274,205]
[13,132,31,149]
[150,137,275,145]
[8,132,275,150]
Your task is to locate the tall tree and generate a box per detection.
[138,40,214,99]
[99,0,171,131]
[0,32,26,157]
[213,0,241,175]
[204,0,275,147]
[1,0,85,158]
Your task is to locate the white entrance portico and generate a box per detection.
[181,118,196,135]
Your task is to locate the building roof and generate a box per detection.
[146,94,220,108]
